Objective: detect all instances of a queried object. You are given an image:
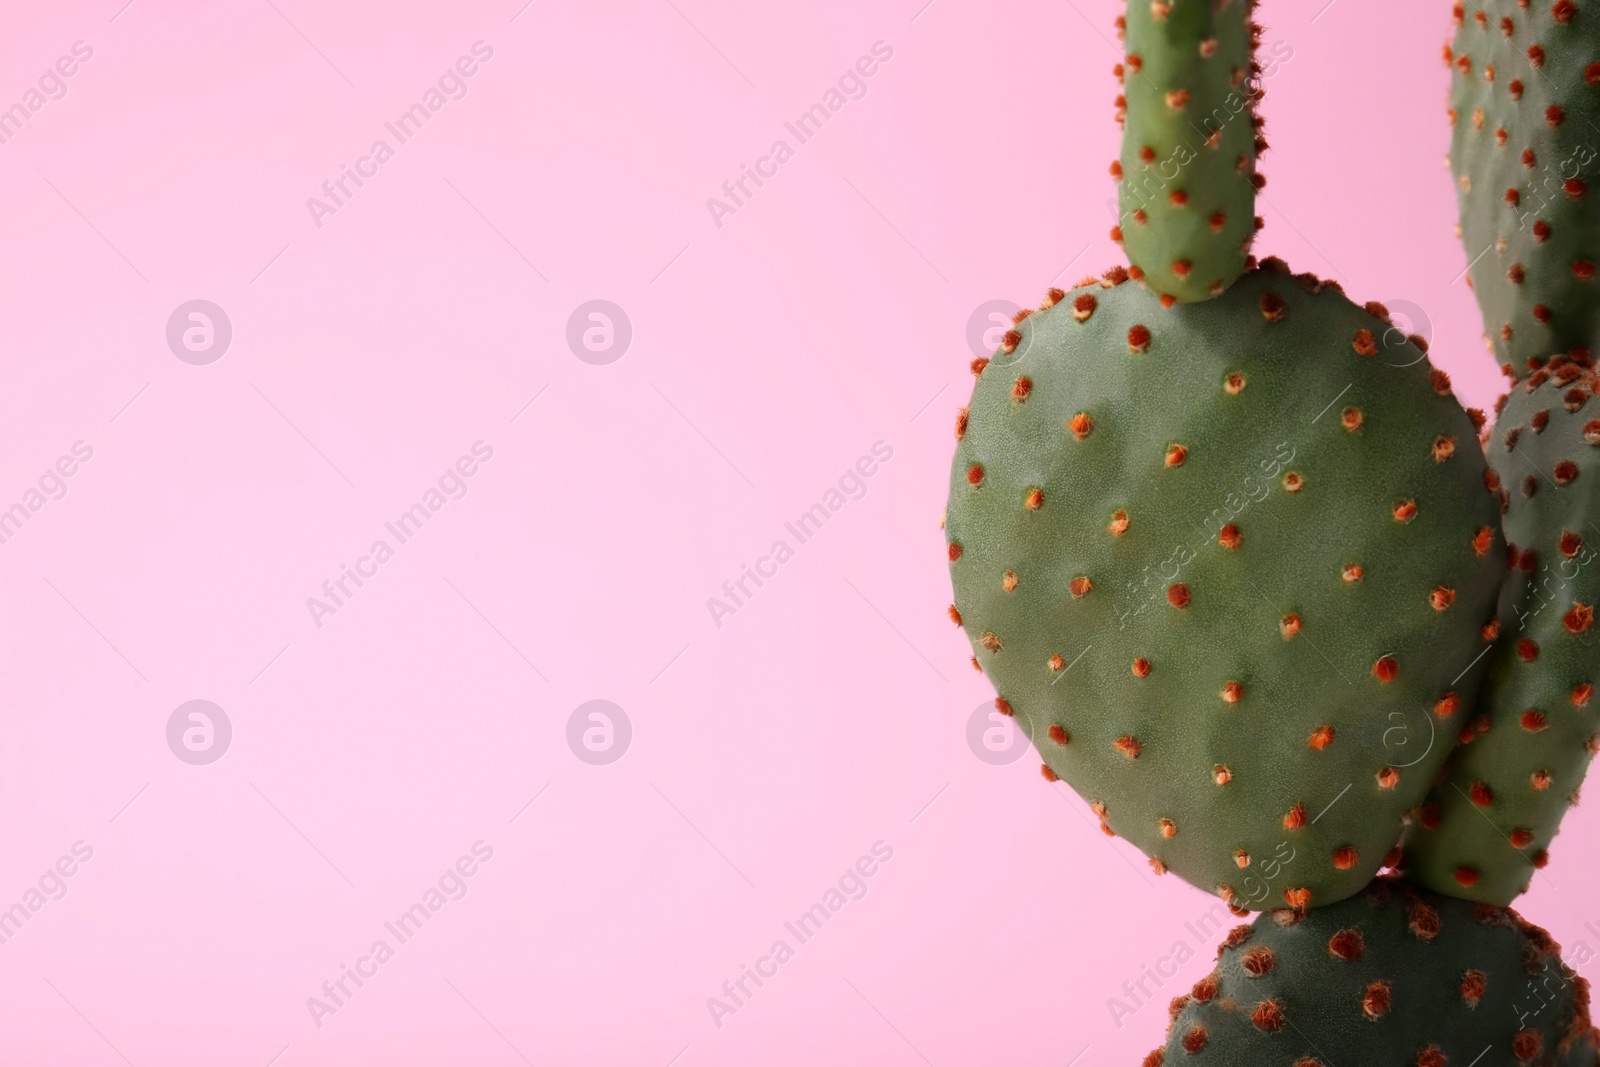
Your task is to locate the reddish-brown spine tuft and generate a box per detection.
[1115,735,1141,759]
[1167,583,1190,609]
[1373,656,1399,683]
[1462,969,1486,1007]
[1328,929,1365,961]
[1363,981,1392,1020]
[1132,657,1152,678]
[1128,325,1151,354]
[1250,999,1285,1033]
[1308,725,1336,750]
[1284,804,1307,830]
[1219,523,1242,549]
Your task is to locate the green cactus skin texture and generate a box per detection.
[1449,0,1600,380]
[1142,877,1599,1067]
[1115,0,1264,304]
[945,260,1505,913]
[1406,362,1600,905]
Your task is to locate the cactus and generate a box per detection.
[1114,0,1264,303]
[1449,0,1600,380]
[1404,362,1600,904]
[1144,876,1599,1066]
[943,0,1600,1058]
[945,259,1504,911]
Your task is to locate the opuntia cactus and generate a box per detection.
[945,0,1600,1058]
[945,259,1504,912]
[1115,0,1264,303]
[1449,0,1600,379]
[1145,876,1599,1066]
[1405,362,1600,904]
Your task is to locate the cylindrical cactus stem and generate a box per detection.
[1449,0,1600,380]
[1115,0,1265,304]
[1405,360,1600,905]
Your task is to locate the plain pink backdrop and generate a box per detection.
[0,0,1594,1064]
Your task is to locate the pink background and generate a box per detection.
[1,0,1594,1064]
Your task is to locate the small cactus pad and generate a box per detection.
[1144,877,1599,1066]
[946,262,1504,910]
[1116,0,1263,303]
[1406,362,1600,905]
[1450,0,1600,379]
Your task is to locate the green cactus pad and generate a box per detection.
[1143,877,1599,1067]
[945,261,1504,912]
[1450,0,1600,379]
[1405,361,1600,905]
[1115,0,1263,303]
